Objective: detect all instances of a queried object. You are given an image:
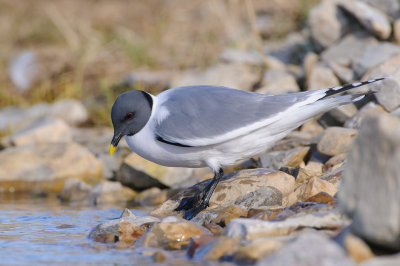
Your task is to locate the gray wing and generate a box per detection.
[154,85,317,146]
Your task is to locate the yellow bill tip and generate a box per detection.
[109,144,116,156]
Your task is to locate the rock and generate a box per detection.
[226,210,348,240]
[308,0,351,49]
[151,169,295,217]
[394,19,400,44]
[171,63,262,91]
[58,178,93,203]
[234,187,283,210]
[343,233,375,262]
[338,0,391,39]
[192,236,240,260]
[256,231,354,266]
[305,192,337,205]
[344,102,387,129]
[211,205,248,227]
[329,62,355,83]
[0,142,102,193]
[258,146,310,169]
[50,99,88,126]
[255,69,299,95]
[2,117,72,147]
[296,178,338,201]
[118,220,146,245]
[144,217,212,249]
[122,70,171,92]
[307,64,340,91]
[364,55,400,112]
[324,153,347,170]
[326,104,358,125]
[317,127,358,156]
[91,181,137,205]
[139,189,168,206]
[359,253,400,266]
[233,237,286,263]
[353,42,400,77]
[219,48,264,67]
[321,32,377,70]
[361,0,400,19]
[187,235,218,258]
[340,114,400,250]
[304,52,319,83]
[116,153,207,190]
[9,50,38,91]
[88,211,160,242]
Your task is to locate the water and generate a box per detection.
[0,195,152,265]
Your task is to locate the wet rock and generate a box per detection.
[118,219,146,245]
[340,114,400,250]
[192,236,240,260]
[226,209,348,240]
[139,189,168,206]
[233,237,286,263]
[305,192,337,205]
[117,153,207,190]
[50,99,88,126]
[234,187,282,210]
[2,117,72,147]
[338,0,391,39]
[256,231,354,266]
[308,0,351,49]
[151,169,295,217]
[317,127,358,156]
[255,69,299,95]
[88,210,160,241]
[0,142,102,193]
[187,235,218,258]
[296,177,338,201]
[344,102,387,129]
[258,146,310,170]
[307,64,340,91]
[144,216,212,249]
[212,205,248,227]
[171,63,262,91]
[324,153,347,170]
[219,48,264,67]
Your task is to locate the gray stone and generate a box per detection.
[256,231,354,266]
[321,32,377,69]
[364,56,400,112]
[317,127,358,156]
[340,114,400,250]
[171,63,262,91]
[226,210,349,240]
[359,253,400,266]
[344,102,387,129]
[361,0,400,19]
[255,69,299,95]
[327,104,358,125]
[307,64,340,91]
[308,0,352,49]
[258,146,310,170]
[122,70,171,92]
[338,0,391,39]
[50,99,88,126]
[219,48,264,67]
[328,62,355,83]
[353,42,400,77]
[234,187,283,210]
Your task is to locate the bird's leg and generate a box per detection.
[175,168,224,220]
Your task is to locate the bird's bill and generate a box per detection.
[110,134,122,156]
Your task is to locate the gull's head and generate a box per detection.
[110,90,153,155]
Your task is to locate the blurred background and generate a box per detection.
[0,0,317,126]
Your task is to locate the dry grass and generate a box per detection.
[0,0,319,125]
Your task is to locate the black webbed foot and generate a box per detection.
[175,168,224,220]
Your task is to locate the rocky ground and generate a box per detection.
[2,0,400,265]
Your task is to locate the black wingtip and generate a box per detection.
[322,77,387,99]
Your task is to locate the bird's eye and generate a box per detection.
[125,112,134,120]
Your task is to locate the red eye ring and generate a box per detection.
[125,112,134,120]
